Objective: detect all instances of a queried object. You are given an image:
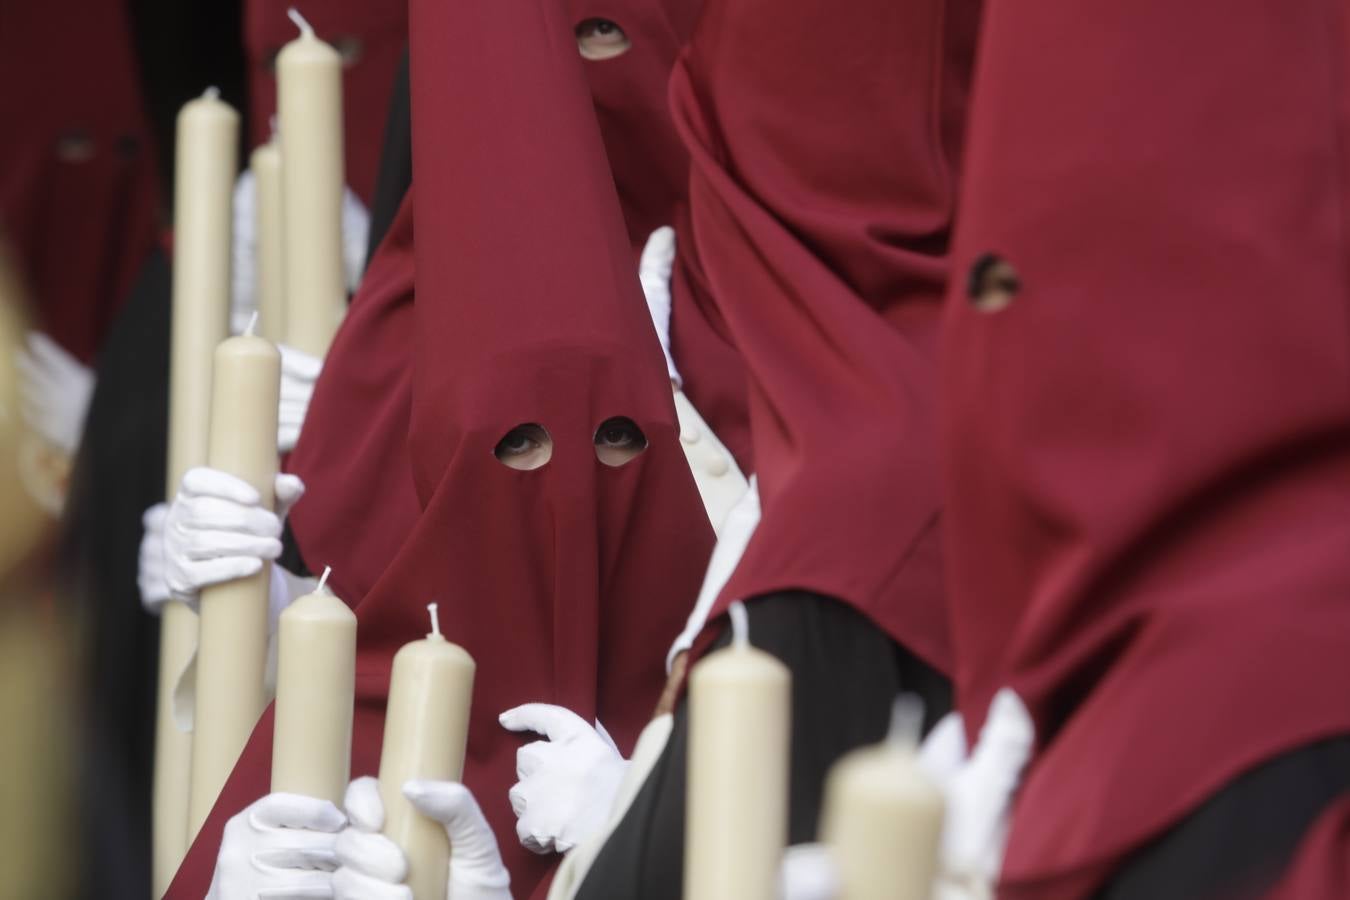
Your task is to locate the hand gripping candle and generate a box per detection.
[271,566,357,804]
[153,86,237,897]
[821,696,945,900]
[276,8,346,357]
[187,315,281,839]
[249,134,285,344]
[379,604,476,900]
[684,602,791,900]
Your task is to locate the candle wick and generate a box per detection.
[244,310,259,337]
[728,601,749,649]
[202,86,221,102]
[888,694,925,750]
[316,565,332,594]
[287,7,315,38]
[427,603,442,638]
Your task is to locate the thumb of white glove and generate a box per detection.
[499,703,629,855]
[332,776,413,900]
[16,331,94,455]
[206,791,346,900]
[138,502,171,613]
[639,226,680,387]
[278,344,323,453]
[405,780,514,900]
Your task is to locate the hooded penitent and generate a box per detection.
[669,0,984,667]
[243,0,407,203]
[941,1,1350,896]
[164,1,714,896]
[0,0,161,363]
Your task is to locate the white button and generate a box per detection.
[704,455,730,477]
[681,425,701,445]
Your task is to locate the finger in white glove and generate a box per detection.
[499,703,630,855]
[638,226,681,386]
[333,777,411,900]
[16,331,94,455]
[206,791,345,900]
[139,502,171,613]
[277,344,323,453]
[403,780,514,900]
[779,843,839,900]
[165,468,305,607]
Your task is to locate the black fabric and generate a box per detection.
[1096,736,1350,900]
[63,249,170,900]
[364,47,412,269]
[574,591,951,900]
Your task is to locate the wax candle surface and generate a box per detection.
[250,139,285,343]
[277,11,346,356]
[821,700,945,900]
[684,603,790,900]
[153,87,237,897]
[272,567,356,804]
[379,605,475,900]
[187,329,280,838]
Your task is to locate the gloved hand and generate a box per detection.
[278,344,322,453]
[332,775,513,900]
[234,171,372,335]
[165,467,305,607]
[206,791,346,900]
[138,502,170,613]
[779,843,839,900]
[499,704,629,855]
[638,226,681,386]
[919,688,1035,899]
[16,331,94,456]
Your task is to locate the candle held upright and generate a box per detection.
[684,602,791,900]
[379,604,475,900]
[187,321,281,839]
[276,8,346,357]
[272,566,357,804]
[153,86,237,898]
[821,697,945,900]
[250,136,285,343]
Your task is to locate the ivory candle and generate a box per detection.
[684,602,790,900]
[277,9,346,356]
[379,604,475,900]
[187,320,281,839]
[153,86,237,897]
[250,136,285,343]
[821,697,944,900]
[272,566,356,804]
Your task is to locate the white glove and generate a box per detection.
[138,502,171,613]
[165,467,305,607]
[498,704,629,855]
[919,688,1035,899]
[16,331,94,455]
[778,844,839,900]
[233,169,370,335]
[206,791,346,900]
[278,344,322,453]
[332,775,513,900]
[639,226,681,386]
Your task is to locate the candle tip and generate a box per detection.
[728,601,749,649]
[316,566,332,594]
[427,603,442,638]
[244,310,259,337]
[888,694,925,750]
[287,7,315,37]
[202,86,221,102]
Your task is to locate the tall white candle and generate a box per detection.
[187,320,281,839]
[277,8,346,357]
[379,604,475,900]
[684,602,790,900]
[271,566,357,804]
[154,86,237,898]
[250,136,285,344]
[821,697,945,900]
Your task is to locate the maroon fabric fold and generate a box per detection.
[940,1,1350,896]
[672,0,983,668]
